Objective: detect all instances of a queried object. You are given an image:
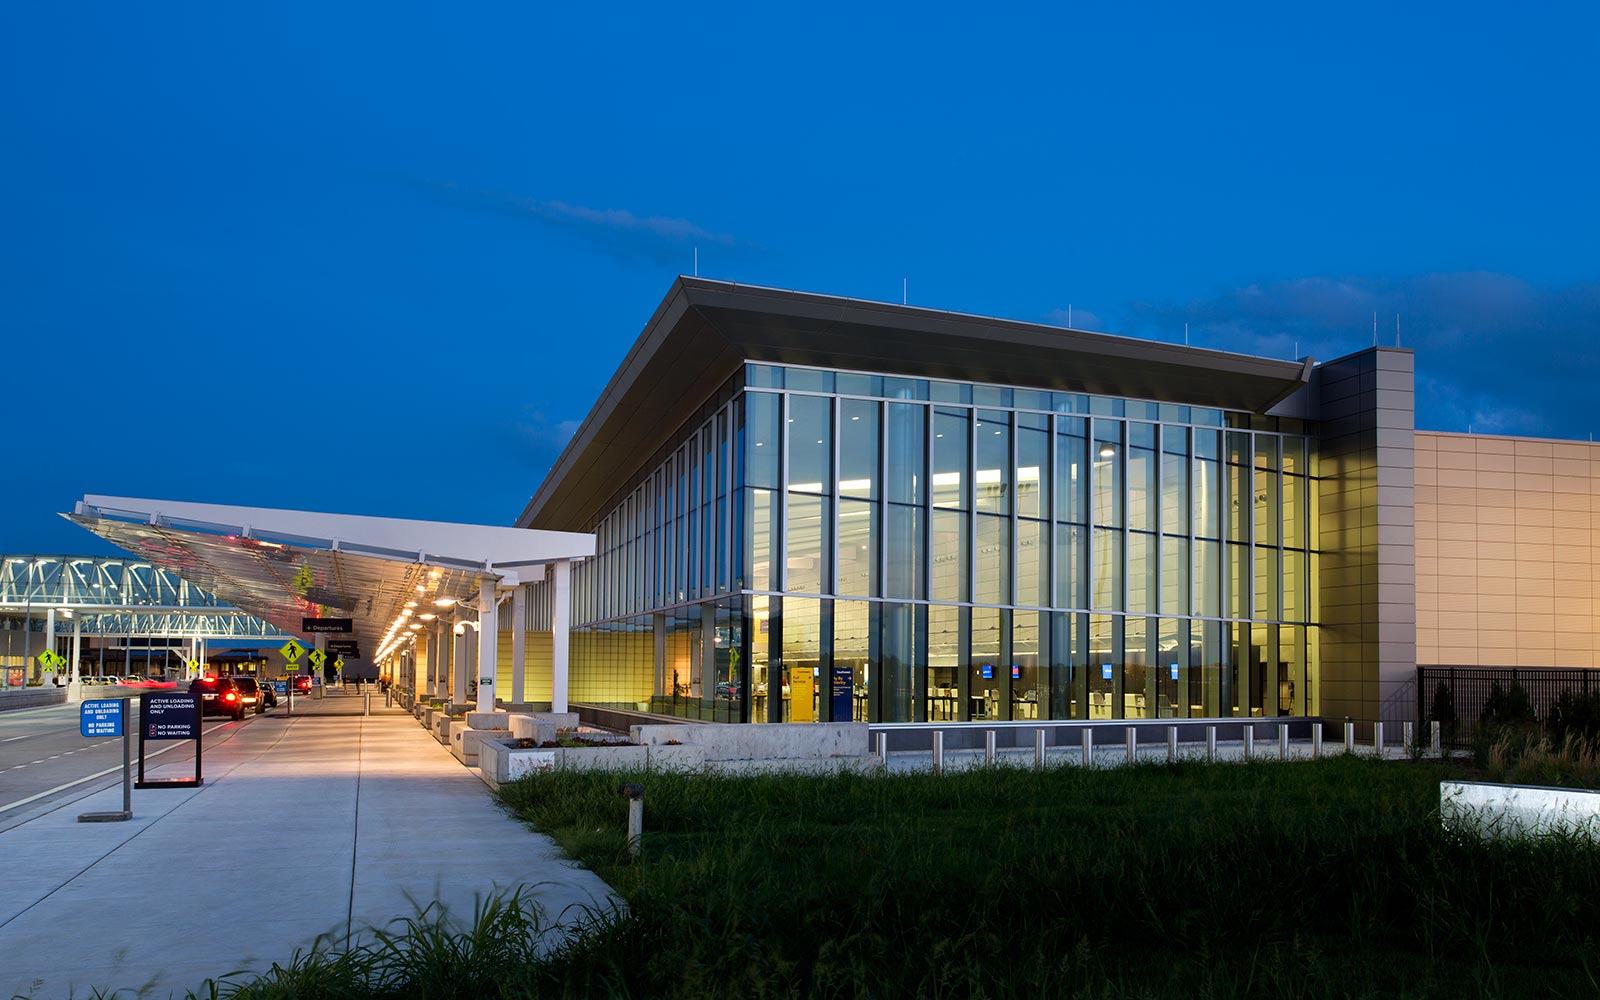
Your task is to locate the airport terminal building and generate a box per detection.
[63,278,1600,730]
[513,279,1425,728]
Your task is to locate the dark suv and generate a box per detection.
[229,676,268,715]
[188,676,247,721]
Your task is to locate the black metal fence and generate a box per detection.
[1417,665,1600,747]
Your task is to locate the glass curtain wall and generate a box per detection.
[565,362,1319,723]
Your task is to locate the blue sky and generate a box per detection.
[3,3,1597,554]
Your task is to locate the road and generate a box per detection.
[0,699,257,832]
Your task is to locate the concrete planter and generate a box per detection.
[467,711,510,730]
[646,743,706,771]
[436,716,461,746]
[451,726,506,765]
[482,739,653,786]
[1441,780,1600,840]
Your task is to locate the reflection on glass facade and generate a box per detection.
[558,362,1320,723]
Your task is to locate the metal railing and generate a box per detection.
[1417,665,1599,748]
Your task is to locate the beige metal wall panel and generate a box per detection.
[1415,430,1600,672]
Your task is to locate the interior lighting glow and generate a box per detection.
[419,613,436,621]
[434,597,456,607]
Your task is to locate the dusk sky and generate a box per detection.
[4,3,1597,555]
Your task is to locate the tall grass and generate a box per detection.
[78,757,1600,998]
[1484,732,1600,789]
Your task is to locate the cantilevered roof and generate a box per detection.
[519,277,1313,532]
[67,497,594,664]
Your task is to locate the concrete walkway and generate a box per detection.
[0,694,616,999]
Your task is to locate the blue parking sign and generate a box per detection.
[81,699,124,738]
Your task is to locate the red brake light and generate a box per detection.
[224,692,237,701]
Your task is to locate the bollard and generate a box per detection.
[1402,721,1413,753]
[875,732,888,765]
[1278,723,1289,760]
[1374,722,1384,757]
[1344,720,1355,754]
[932,730,945,774]
[385,687,393,708]
[1243,726,1254,759]
[1206,725,1217,763]
[1431,720,1442,755]
[1313,724,1323,758]
[617,783,644,859]
[1034,728,1047,769]
[364,689,371,716]
[1167,726,1178,762]
[1082,728,1094,767]
[1125,727,1137,766]
[985,730,997,765]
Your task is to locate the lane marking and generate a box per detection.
[0,718,241,816]
[2,735,34,743]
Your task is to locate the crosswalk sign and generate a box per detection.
[279,639,305,664]
[309,648,327,669]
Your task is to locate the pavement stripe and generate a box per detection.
[0,719,240,816]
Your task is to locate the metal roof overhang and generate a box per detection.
[519,277,1312,531]
[66,496,595,663]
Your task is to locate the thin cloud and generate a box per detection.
[402,177,746,268]
[1123,272,1600,440]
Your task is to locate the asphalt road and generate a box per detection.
[0,700,258,832]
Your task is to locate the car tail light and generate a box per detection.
[224,692,237,702]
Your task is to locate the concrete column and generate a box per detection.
[552,558,571,714]
[43,608,56,683]
[452,628,470,706]
[476,578,499,713]
[436,624,452,699]
[67,615,83,702]
[511,585,527,707]
[426,626,439,697]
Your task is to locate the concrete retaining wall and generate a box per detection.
[631,722,870,761]
[573,702,708,735]
[1441,780,1600,840]
[0,687,68,712]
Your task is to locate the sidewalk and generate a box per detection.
[0,695,616,999]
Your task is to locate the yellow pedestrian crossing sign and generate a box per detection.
[334,657,345,674]
[309,648,327,669]
[279,639,305,664]
[188,659,200,671]
[292,565,315,590]
[36,650,65,670]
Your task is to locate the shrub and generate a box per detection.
[1548,688,1600,746]
[1427,680,1456,742]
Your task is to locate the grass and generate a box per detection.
[1483,733,1600,789]
[76,756,1600,999]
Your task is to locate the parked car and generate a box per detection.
[293,675,312,695]
[228,676,267,715]
[187,676,246,721]
[257,679,279,708]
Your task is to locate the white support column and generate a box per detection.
[44,608,55,684]
[477,578,499,713]
[68,615,83,702]
[511,585,527,708]
[452,628,470,706]
[427,626,441,698]
[552,558,571,714]
[437,624,452,699]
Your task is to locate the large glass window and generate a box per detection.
[837,499,877,597]
[1092,421,1123,527]
[1128,422,1157,533]
[834,599,870,722]
[1088,613,1119,718]
[1161,535,1189,615]
[779,597,823,722]
[974,410,1011,515]
[1091,528,1123,612]
[785,494,830,595]
[974,513,1011,606]
[933,407,969,509]
[931,509,969,602]
[1016,413,1049,519]
[1055,524,1085,609]
[1160,426,1189,535]
[1128,530,1156,614]
[1015,517,1048,607]
[927,605,962,721]
[886,403,925,505]
[879,602,919,722]
[883,504,923,600]
[1194,429,1222,540]
[969,606,1005,720]
[1055,416,1087,524]
[1013,609,1042,720]
[839,399,879,499]
[1125,616,1153,719]
[788,395,833,494]
[1050,611,1087,720]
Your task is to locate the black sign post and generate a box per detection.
[136,692,203,788]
